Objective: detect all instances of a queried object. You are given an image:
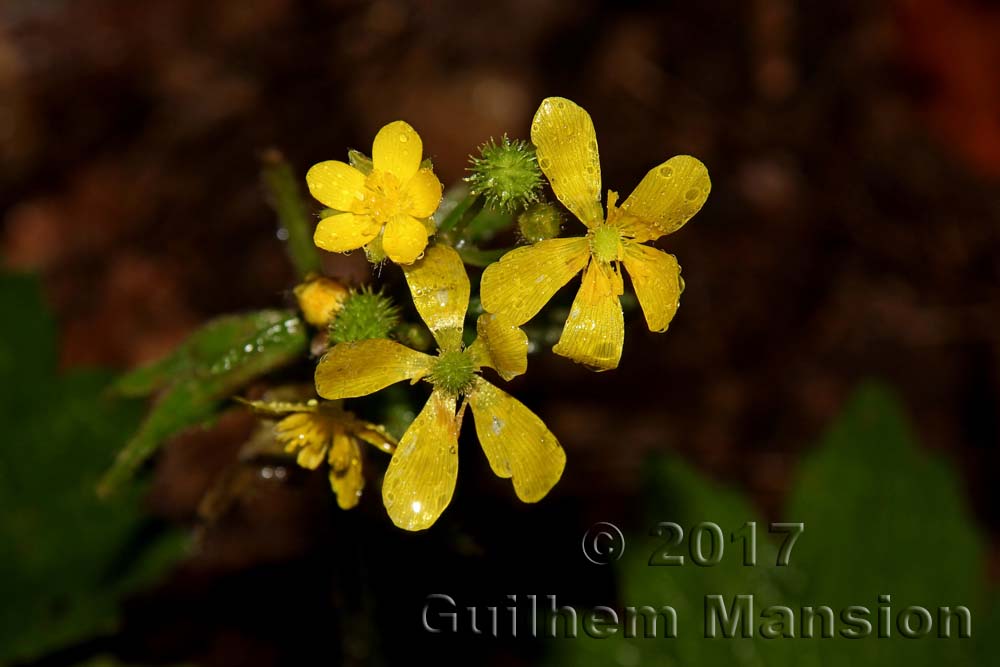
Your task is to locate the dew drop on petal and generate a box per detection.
[659,165,674,178]
[684,188,699,201]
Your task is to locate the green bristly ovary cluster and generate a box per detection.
[428,349,476,396]
[329,287,400,344]
[465,135,543,212]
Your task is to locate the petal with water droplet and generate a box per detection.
[552,261,624,371]
[405,167,443,218]
[305,160,366,211]
[468,378,565,502]
[372,120,423,182]
[314,212,381,253]
[622,243,682,333]
[382,390,459,530]
[620,155,710,240]
[315,339,433,399]
[383,213,430,265]
[480,236,590,325]
[401,244,469,350]
[531,97,604,228]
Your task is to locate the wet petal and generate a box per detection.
[275,413,331,469]
[305,160,365,211]
[383,213,429,265]
[314,212,381,253]
[531,97,603,227]
[382,390,459,531]
[620,155,710,240]
[466,313,528,381]
[315,339,433,399]
[480,237,590,325]
[328,432,364,510]
[622,243,682,332]
[372,120,423,183]
[468,378,565,502]
[405,167,443,218]
[553,261,624,371]
[402,244,469,350]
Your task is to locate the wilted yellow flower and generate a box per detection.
[314,245,566,531]
[480,97,711,371]
[306,121,443,265]
[247,399,396,509]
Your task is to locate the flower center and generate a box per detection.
[429,350,476,396]
[589,223,622,263]
[361,170,407,223]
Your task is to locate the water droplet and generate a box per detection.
[399,133,409,143]
[448,445,456,455]
[684,188,699,201]
[556,100,566,109]
[539,158,550,169]
[411,500,422,513]
[659,165,674,178]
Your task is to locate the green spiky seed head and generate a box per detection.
[517,201,564,244]
[428,350,476,396]
[329,287,400,343]
[465,135,543,212]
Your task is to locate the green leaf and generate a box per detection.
[0,274,186,665]
[546,382,989,667]
[785,381,985,665]
[99,310,309,495]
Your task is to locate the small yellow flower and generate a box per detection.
[249,399,396,509]
[293,275,349,327]
[314,245,566,531]
[306,121,443,265]
[480,97,711,371]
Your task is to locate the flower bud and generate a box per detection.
[294,276,349,327]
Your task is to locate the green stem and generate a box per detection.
[438,192,484,243]
[261,150,322,280]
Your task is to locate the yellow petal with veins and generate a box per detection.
[401,244,469,350]
[382,390,459,531]
[468,378,565,502]
[314,212,381,253]
[466,313,528,381]
[305,160,365,211]
[372,120,422,183]
[328,432,364,510]
[553,261,624,371]
[405,167,443,218]
[275,413,330,469]
[531,97,603,228]
[479,236,590,325]
[622,243,682,332]
[315,339,433,400]
[620,155,710,240]
[383,213,429,265]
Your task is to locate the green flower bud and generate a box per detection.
[329,287,400,344]
[465,135,543,212]
[517,202,564,244]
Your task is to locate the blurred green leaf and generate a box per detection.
[547,382,989,666]
[99,309,309,495]
[261,150,321,280]
[0,274,186,665]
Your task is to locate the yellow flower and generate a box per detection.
[293,275,349,327]
[480,97,711,371]
[250,399,396,510]
[314,245,566,531]
[306,121,443,265]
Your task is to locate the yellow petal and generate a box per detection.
[383,213,429,265]
[401,244,469,350]
[275,413,330,469]
[294,277,349,327]
[622,243,682,332]
[382,389,459,531]
[372,120,422,183]
[468,378,565,502]
[466,313,528,381]
[314,212,381,253]
[620,155,711,240]
[405,167,443,218]
[531,97,603,227]
[328,433,364,510]
[305,160,365,211]
[315,339,433,400]
[479,237,590,325]
[552,261,624,371]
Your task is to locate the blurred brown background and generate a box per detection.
[1,0,998,664]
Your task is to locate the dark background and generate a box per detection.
[1,1,997,665]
